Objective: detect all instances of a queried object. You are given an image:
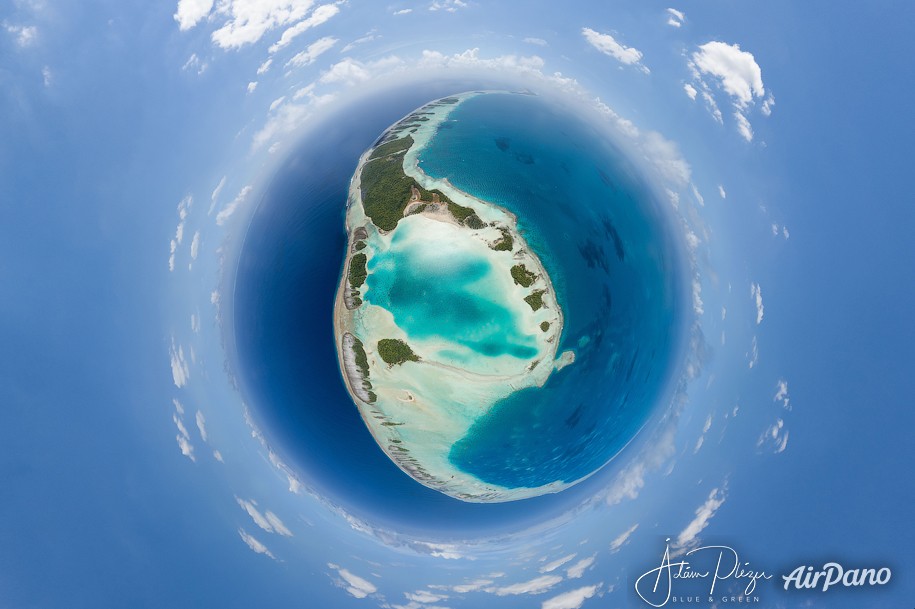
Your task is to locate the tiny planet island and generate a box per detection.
[334,91,681,502]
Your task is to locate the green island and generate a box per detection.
[524,289,546,311]
[348,252,367,288]
[540,321,550,332]
[360,135,484,231]
[349,334,376,403]
[491,226,514,251]
[510,264,537,287]
[378,338,420,366]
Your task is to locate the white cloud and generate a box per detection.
[761,93,775,116]
[524,37,548,46]
[683,83,697,100]
[204,0,316,49]
[319,55,404,85]
[582,27,649,74]
[247,81,257,93]
[6,23,38,47]
[41,65,52,86]
[774,379,790,410]
[489,575,563,596]
[734,110,753,142]
[605,423,676,505]
[181,52,207,74]
[566,555,596,579]
[268,3,340,53]
[750,282,764,324]
[265,511,293,536]
[195,410,208,441]
[540,554,577,573]
[393,8,412,15]
[176,433,196,461]
[675,487,727,550]
[237,497,273,532]
[216,185,252,225]
[189,231,201,260]
[429,0,467,12]
[609,523,639,553]
[213,449,224,462]
[238,527,275,559]
[692,41,764,109]
[174,0,214,30]
[173,412,196,461]
[286,35,337,67]
[758,418,789,453]
[406,590,448,603]
[329,564,377,599]
[541,584,600,609]
[172,398,185,415]
[169,339,190,387]
[718,184,726,199]
[341,31,377,53]
[748,335,758,369]
[666,8,685,28]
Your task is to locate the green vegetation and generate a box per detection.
[348,253,367,288]
[354,240,366,251]
[511,264,537,288]
[361,137,459,231]
[491,227,514,251]
[407,203,429,215]
[369,135,413,160]
[540,321,550,332]
[351,336,370,378]
[524,289,546,311]
[447,202,475,222]
[378,338,420,366]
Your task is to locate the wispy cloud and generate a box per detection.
[750,282,764,324]
[609,524,639,553]
[195,410,208,441]
[605,423,676,505]
[683,83,697,100]
[758,418,789,454]
[173,413,195,461]
[718,185,727,199]
[541,584,600,609]
[666,8,685,28]
[238,527,275,559]
[582,27,649,74]
[341,31,377,53]
[286,35,337,68]
[269,3,340,54]
[169,338,190,387]
[5,23,39,47]
[675,487,727,551]
[429,0,467,12]
[216,185,251,225]
[393,8,412,15]
[774,379,790,410]
[524,37,548,47]
[566,555,596,579]
[540,554,577,573]
[488,575,563,596]
[328,563,377,598]
[236,497,293,536]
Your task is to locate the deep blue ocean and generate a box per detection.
[230,87,684,532]
[418,93,683,489]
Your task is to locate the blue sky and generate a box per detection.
[1,1,913,608]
